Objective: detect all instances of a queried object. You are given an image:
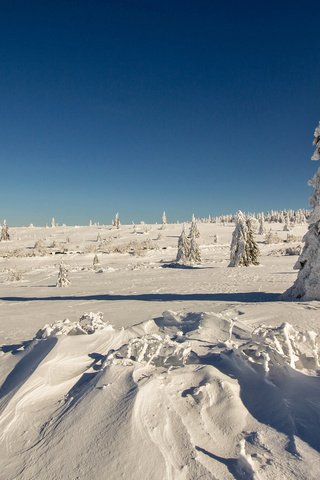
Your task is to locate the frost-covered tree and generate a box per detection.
[113,212,120,229]
[162,210,167,225]
[51,217,56,228]
[188,230,201,264]
[176,225,190,264]
[189,214,200,238]
[96,232,102,242]
[245,218,260,266]
[283,214,290,231]
[229,211,259,266]
[284,123,320,300]
[258,214,265,235]
[56,262,70,287]
[229,211,247,267]
[0,220,10,241]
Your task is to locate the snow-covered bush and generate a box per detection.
[92,254,102,271]
[264,230,281,244]
[7,268,22,281]
[286,233,302,243]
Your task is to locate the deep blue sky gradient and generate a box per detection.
[1,0,320,225]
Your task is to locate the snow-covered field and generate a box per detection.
[1,222,319,480]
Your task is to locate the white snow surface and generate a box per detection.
[1,222,320,480]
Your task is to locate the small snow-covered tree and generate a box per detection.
[258,214,265,235]
[162,210,167,225]
[229,211,259,266]
[284,123,320,300]
[56,262,70,287]
[188,230,201,264]
[113,212,120,229]
[96,232,102,242]
[51,217,56,228]
[283,214,290,231]
[0,220,10,241]
[176,225,190,263]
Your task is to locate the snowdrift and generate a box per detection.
[1,310,320,480]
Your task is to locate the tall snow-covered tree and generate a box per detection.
[176,225,190,264]
[284,123,320,300]
[229,211,259,266]
[244,218,260,265]
[189,215,200,238]
[229,211,247,267]
[56,262,70,287]
[0,220,10,241]
[188,230,201,264]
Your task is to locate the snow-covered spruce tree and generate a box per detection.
[113,212,120,229]
[176,225,190,264]
[56,262,70,287]
[162,210,167,225]
[244,218,260,266]
[258,214,265,235]
[189,214,200,238]
[283,214,290,232]
[51,217,56,228]
[188,230,201,264]
[161,210,167,229]
[0,220,10,241]
[229,211,246,266]
[229,211,259,266]
[284,123,320,300]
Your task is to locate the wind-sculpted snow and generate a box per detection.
[1,310,320,480]
[35,311,112,338]
[105,333,193,368]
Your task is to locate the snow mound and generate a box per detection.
[36,312,112,338]
[2,310,320,480]
[105,333,193,368]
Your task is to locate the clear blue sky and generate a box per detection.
[1,0,319,225]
